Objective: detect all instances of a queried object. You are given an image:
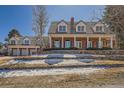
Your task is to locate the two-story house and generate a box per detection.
[48,17,116,49]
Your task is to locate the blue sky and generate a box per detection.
[0,5,105,42]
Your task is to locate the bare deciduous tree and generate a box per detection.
[103,5,124,49]
[32,5,48,53]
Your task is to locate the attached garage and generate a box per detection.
[8,45,40,56]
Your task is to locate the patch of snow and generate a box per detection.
[78,59,95,63]
[32,54,94,58]
[32,54,48,58]
[0,67,104,78]
[64,54,76,58]
[3,59,47,65]
[45,59,63,65]
[4,58,95,65]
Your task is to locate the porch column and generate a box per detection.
[49,35,52,48]
[62,36,64,48]
[110,36,113,48]
[16,48,19,56]
[35,48,37,55]
[87,36,89,48]
[74,36,76,47]
[98,37,102,48]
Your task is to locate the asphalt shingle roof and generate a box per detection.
[48,21,114,34]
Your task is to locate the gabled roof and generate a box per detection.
[9,36,48,45]
[48,20,114,34]
[57,20,68,25]
[76,20,86,25]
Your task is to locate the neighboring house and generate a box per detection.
[48,17,116,49]
[8,36,40,56]
[0,45,8,56]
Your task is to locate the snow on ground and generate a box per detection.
[32,54,93,58]
[3,58,95,66]
[2,59,47,65]
[0,67,104,78]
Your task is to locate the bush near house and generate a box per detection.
[43,47,112,51]
[86,48,112,50]
[43,47,79,51]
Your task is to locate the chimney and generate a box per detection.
[70,17,74,25]
[70,17,74,32]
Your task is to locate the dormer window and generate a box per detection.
[59,26,66,32]
[10,40,16,45]
[76,21,86,32]
[23,38,30,45]
[58,21,67,32]
[24,40,30,45]
[96,26,103,32]
[77,26,84,32]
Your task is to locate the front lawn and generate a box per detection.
[0,67,124,88]
[0,57,13,65]
[0,59,124,69]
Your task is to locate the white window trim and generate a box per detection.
[58,21,67,32]
[10,38,17,45]
[23,38,31,45]
[76,25,85,32]
[76,22,86,32]
[76,41,82,48]
[94,23,105,32]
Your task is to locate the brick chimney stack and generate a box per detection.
[70,17,74,32]
[71,17,74,25]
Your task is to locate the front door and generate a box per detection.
[76,41,82,48]
[65,40,71,48]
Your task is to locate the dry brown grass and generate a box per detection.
[0,59,11,65]
[0,57,14,65]
[92,60,124,65]
[0,67,124,88]
[0,63,49,69]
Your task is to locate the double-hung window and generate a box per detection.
[59,26,66,32]
[24,40,30,45]
[11,40,16,45]
[77,26,84,32]
[96,26,103,32]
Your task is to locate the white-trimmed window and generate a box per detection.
[59,25,66,32]
[23,38,30,45]
[10,40,16,45]
[76,21,86,32]
[58,21,67,32]
[24,40,30,45]
[77,26,84,32]
[76,41,82,48]
[96,26,103,32]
